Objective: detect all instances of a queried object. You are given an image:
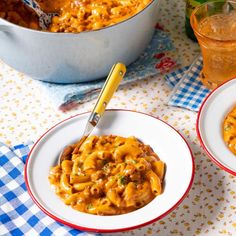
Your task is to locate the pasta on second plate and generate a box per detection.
[48,135,165,215]
[223,106,236,155]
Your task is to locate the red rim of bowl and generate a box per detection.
[196,78,236,176]
[24,109,195,233]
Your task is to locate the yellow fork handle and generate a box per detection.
[92,63,126,117]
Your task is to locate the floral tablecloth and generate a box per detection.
[1,0,236,235]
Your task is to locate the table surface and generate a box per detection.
[1,0,236,235]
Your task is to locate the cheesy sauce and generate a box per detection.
[223,106,236,155]
[1,0,152,33]
[48,135,165,215]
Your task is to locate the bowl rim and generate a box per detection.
[24,109,195,233]
[0,0,158,35]
[196,78,236,176]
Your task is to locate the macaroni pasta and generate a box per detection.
[1,0,152,33]
[223,106,236,155]
[0,0,39,30]
[48,135,165,215]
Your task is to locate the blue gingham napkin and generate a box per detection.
[165,56,210,112]
[38,27,178,111]
[0,142,100,236]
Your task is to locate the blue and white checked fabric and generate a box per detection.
[0,142,100,236]
[165,56,210,112]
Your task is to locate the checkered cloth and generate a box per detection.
[0,142,100,236]
[165,56,210,112]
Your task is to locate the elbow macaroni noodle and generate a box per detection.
[1,0,152,33]
[0,0,40,30]
[48,135,165,215]
[223,106,236,155]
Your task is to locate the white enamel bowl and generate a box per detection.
[25,110,194,232]
[197,78,236,175]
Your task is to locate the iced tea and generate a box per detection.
[191,1,236,89]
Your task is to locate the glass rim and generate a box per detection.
[190,0,236,43]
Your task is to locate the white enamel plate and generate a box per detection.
[25,110,194,233]
[197,78,236,175]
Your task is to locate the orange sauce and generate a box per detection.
[223,106,236,155]
[0,0,152,33]
[48,135,165,215]
[0,0,39,29]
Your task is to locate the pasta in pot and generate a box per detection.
[0,0,152,33]
[48,135,165,215]
[46,0,152,33]
[0,0,39,30]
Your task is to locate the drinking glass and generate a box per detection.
[191,1,236,89]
